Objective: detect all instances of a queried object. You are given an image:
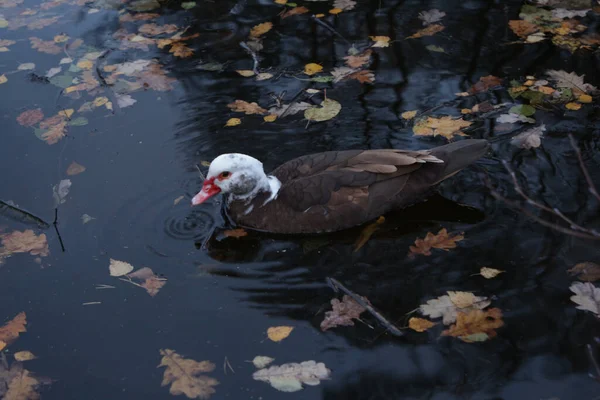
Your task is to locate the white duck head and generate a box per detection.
[191,153,281,206]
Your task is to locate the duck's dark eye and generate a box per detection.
[220,171,231,178]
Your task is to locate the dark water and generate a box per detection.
[1,0,600,399]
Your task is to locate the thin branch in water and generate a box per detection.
[0,200,50,229]
[239,41,260,75]
[223,356,235,375]
[326,277,404,337]
[587,343,600,382]
[53,208,66,252]
[311,16,350,44]
[195,164,206,180]
[569,134,600,203]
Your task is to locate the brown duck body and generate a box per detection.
[226,139,489,234]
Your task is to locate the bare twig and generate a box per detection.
[326,277,404,336]
[587,343,600,382]
[195,164,206,180]
[0,200,50,228]
[311,16,349,43]
[569,134,600,203]
[223,356,235,374]
[53,208,66,252]
[239,41,260,75]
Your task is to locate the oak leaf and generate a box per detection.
[344,49,371,68]
[568,262,600,282]
[320,295,367,331]
[267,326,293,342]
[0,313,26,347]
[16,109,44,127]
[227,100,267,115]
[442,308,504,342]
[409,228,464,256]
[169,42,194,58]
[412,117,471,140]
[0,230,49,260]
[408,317,436,332]
[569,282,600,316]
[280,6,308,19]
[407,24,445,39]
[253,360,330,392]
[158,349,219,399]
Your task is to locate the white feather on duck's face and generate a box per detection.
[191,153,280,206]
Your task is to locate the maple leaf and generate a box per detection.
[227,100,267,115]
[320,295,368,331]
[66,161,86,176]
[412,117,471,140]
[409,228,464,257]
[223,228,247,238]
[568,262,600,282]
[546,70,598,94]
[29,37,61,54]
[0,313,26,347]
[508,20,538,38]
[138,23,178,36]
[418,9,446,26]
[249,22,272,38]
[407,24,445,39]
[16,109,44,127]
[442,308,504,342]
[468,75,503,94]
[344,49,372,68]
[253,361,331,392]
[347,70,375,84]
[408,317,436,332]
[354,216,384,251]
[570,282,600,317]
[128,267,167,296]
[169,42,194,58]
[281,6,309,19]
[158,349,219,399]
[510,124,546,149]
[0,230,49,260]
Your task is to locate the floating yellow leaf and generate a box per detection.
[479,267,504,279]
[267,326,294,342]
[461,108,472,114]
[304,98,342,122]
[578,94,592,103]
[274,0,287,4]
[250,22,273,38]
[369,35,390,47]
[401,110,418,120]
[407,24,445,39]
[53,34,69,43]
[408,317,436,332]
[93,97,109,107]
[227,100,267,115]
[0,74,7,84]
[354,216,384,252]
[236,70,255,77]
[442,308,504,342]
[58,109,74,119]
[0,340,5,351]
[158,349,219,399]
[315,13,325,18]
[329,8,342,14]
[264,114,277,122]
[565,102,581,110]
[304,63,323,76]
[14,351,37,361]
[413,116,471,140]
[537,86,555,94]
[77,60,94,70]
[225,118,241,127]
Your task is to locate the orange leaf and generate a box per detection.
[347,70,375,84]
[16,109,44,127]
[249,22,273,38]
[408,317,436,332]
[223,228,248,238]
[354,216,384,252]
[407,24,445,39]
[409,228,464,257]
[227,100,267,115]
[0,312,27,347]
[281,6,309,19]
[508,20,538,38]
[169,42,194,58]
[469,75,502,94]
[442,308,504,342]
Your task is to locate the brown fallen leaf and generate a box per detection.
[0,357,50,400]
[412,116,471,140]
[401,110,418,120]
[369,35,390,47]
[508,20,538,38]
[128,267,167,297]
[468,75,502,94]
[353,216,384,252]
[267,326,294,342]
[0,230,49,261]
[344,49,372,68]
[407,24,445,39]
[16,109,44,127]
[281,6,309,19]
[419,293,491,325]
[227,100,267,115]
[138,23,178,36]
[66,161,86,176]
[320,295,368,331]
[29,37,61,54]
[0,313,27,347]
[409,228,464,257]
[223,228,248,238]
[135,63,177,91]
[442,308,504,342]
[158,349,219,399]
[568,262,600,282]
[249,22,272,38]
[347,70,375,84]
[408,317,436,332]
[41,122,67,145]
[169,42,194,58]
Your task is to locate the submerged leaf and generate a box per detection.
[407,24,445,39]
[344,49,371,68]
[66,161,86,176]
[16,109,44,127]
[0,231,49,261]
[320,295,367,331]
[510,124,545,149]
[128,267,166,296]
[418,9,446,26]
[469,75,502,94]
[409,228,464,256]
[568,262,600,282]
[0,359,49,400]
[158,349,219,399]
[253,361,331,392]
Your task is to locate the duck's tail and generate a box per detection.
[429,139,490,180]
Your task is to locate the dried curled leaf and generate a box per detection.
[267,326,293,342]
[320,295,367,331]
[408,317,436,332]
[281,6,309,19]
[407,24,445,39]
[0,312,27,347]
[569,282,600,316]
[158,349,219,399]
[442,308,504,342]
[412,116,471,140]
[253,360,331,392]
[227,100,267,115]
[568,262,600,282]
[409,228,464,256]
[128,267,167,296]
[354,216,384,252]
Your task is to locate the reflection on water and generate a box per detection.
[0,0,599,399]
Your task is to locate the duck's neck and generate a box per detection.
[230,173,281,205]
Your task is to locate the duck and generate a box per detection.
[192,139,489,234]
